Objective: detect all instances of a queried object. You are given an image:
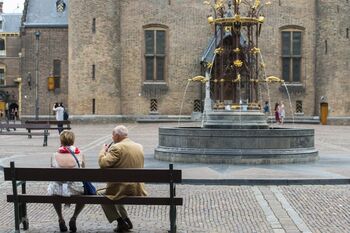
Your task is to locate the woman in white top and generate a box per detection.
[47,130,85,232]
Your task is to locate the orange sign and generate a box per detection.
[48,77,55,90]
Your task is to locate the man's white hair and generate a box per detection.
[113,125,128,137]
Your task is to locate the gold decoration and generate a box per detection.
[224,26,232,32]
[213,79,218,83]
[220,78,225,83]
[233,74,241,83]
[207,16,214,24]
[203,1,211,5]
[207,62,213,68]
[233,48,241,53]
[214,47,224,54]
[251,47,260,54]
[233,59,243,67]
[258,16,265,23]
[260,63,265,68]
[214,0,224,10]
[235,0,241,4]
[252,0,260,10]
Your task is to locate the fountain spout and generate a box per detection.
[264,76,284,83]
[188,76,209,83]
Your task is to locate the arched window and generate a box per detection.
[0,38,5,56]
[143,25,168,81]
[280,26,304,83]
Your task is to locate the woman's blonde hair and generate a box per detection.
[60,130,75,146]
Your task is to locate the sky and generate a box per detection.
[2,0,25,13]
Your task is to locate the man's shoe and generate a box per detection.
[59,219,68,232]
[124,217,133,230]
[114,218,130,232]
[69,217,77,232]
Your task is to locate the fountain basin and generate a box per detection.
[154,127,318,164]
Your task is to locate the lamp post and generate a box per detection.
[34,31,40,119]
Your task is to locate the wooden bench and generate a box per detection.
[0,123,50,146]
[4,162,183,233]
[24,120,71,134]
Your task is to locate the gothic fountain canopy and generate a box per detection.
[201,0,273,111]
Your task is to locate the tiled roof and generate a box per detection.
[0,13,22,32]
[23,0,68,27]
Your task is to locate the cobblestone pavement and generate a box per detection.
[0,123,350,232]
[0,180,349,233]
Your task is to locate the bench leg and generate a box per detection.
[169,205,177,233]
[43,130,48,147]
[27,129,32,139]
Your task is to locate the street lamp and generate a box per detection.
[34,31,40,120]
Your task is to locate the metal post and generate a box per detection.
[34,31,40,120]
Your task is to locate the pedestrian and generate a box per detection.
[53,103,64,134]
[279,101,285,124]
[263,101,269,114]
[274,102,281,124]
[47,130,85,232]
[98,125,147,232]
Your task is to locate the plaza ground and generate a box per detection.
[0,122,349,232]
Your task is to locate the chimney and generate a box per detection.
[0,1,3,14]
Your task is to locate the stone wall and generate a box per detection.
[68,0,122,115]
[315,0,350,117]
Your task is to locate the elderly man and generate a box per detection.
[98,125,147,233]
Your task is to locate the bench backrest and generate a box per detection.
[4,163,182,183]
[25,120,71,125]
[0,123,50,129]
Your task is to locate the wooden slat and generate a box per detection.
[3,167,182,183]
[7,195,183,205]
[0,132,47,136]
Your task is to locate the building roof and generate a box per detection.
[23,0,68,27]
[0,13,22,32]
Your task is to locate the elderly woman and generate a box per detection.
[47,130,85,232]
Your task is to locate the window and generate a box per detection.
[92,98,96,114]
[53,60,61,89]
[296,100,303,113]
[144,27,167,81]
[0,20,2,30]
[0,38,5,56]
[92,64,95,80]
[282,30,302,82]
[92,18,96,33]
[0,69,4,85]
[347,28,349,39]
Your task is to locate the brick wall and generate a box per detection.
[21,27,68,116]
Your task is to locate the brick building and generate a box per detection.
[19,0,350,121]
[20,0,68,117]
[0,0,21,119]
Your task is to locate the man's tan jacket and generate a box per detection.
[98,138,147,200]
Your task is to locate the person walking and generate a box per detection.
[263,101,270,115]
[279,101,286,124]
[53,103,64,134]
[47,130,86,232]
[98,125,147,233]
[274,102,281,124]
